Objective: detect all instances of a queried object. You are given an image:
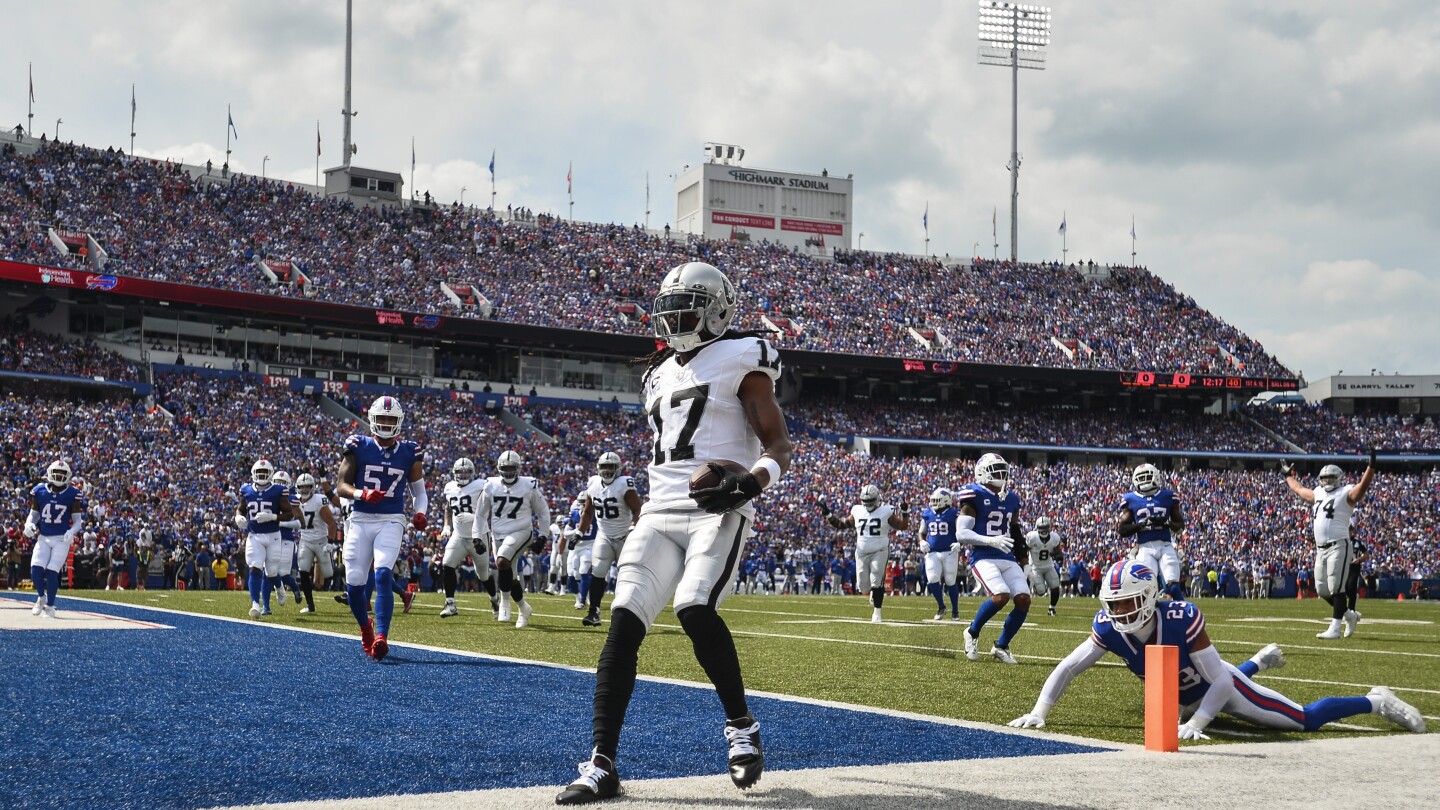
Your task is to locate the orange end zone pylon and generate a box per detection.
[1145,644,1179,752]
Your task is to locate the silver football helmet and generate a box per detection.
[497,450,522,484]
[367,395,404,440]
[1318,464,1344,492]
[1132,463,1162,495]
[597,452,621,485]
[46,460,71,489]
[976,453,1010,490]
[453,457,476,486]
[1036,516,1052,537]
[251,459,275,488]
[652,261,738,353]
[296,473,317,500]
[860,484,881,509]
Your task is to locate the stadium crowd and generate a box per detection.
[2,370,1435,603]
[0,141,1292,376]
[789,396,1289,452]
[1244,403,1440,454]
[0,324,143,381]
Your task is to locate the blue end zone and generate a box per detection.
[0,597,1105,810]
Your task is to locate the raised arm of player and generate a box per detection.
[888,504,910,531]
[1348,450,1377,506]
[1282,462,1317,504]
[1009,638,1107,728]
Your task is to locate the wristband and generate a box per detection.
[752,456,782,490]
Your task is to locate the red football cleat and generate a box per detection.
[371,633,389,661]
[361,619,376,656]
[401,589,414,614]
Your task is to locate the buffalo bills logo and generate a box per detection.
[85,274,119,290]
[412,314,441,329]
[1129,564,1155,581]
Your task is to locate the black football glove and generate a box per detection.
[1279,461,1295,477]
[817,500,832,516]
[900,500,911,514]
[1148,514,1172,529]
[1368,448,1378,468]
[691,463,763,515]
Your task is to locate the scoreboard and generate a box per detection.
[1117,372,1300,391]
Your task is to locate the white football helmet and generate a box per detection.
[1036,516,1052,537]
[46,460,71,489]
[272,470,292,491]
[652,261,738,353]
[1318,464,1344,492]
[928,487,953,510]
[453,457,476,486]
[597,452,621,485]
[251,459,275,488]
[1100,559,1160,634]
[860,484,881,509]
[1132,463,1162,495]
[976,453,1010,490]
[496,450,522,484]
[367,395,404,440]
[296,473,317,500]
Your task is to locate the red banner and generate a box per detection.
[781,218,844,236]
[711,212,775,230]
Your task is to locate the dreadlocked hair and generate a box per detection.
[632,329,777,390]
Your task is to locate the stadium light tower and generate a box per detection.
[978,1,1050,263]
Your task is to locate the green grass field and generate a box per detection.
[82,588,1438,745]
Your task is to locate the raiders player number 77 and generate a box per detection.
[557,261,793,805]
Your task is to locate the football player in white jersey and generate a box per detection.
[578,452,643,627]
[825,484,909,623]
[564,498,596,609]
[439,457,500,619]
[293,473,337,613]
[558,261,790,805]
[1025,516,1064,616]
[1283,452,1375,639]
[479,450,552,629]
[270,470,303,609]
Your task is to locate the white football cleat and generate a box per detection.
[991,645,1018,665]
[1316,620,1343,639]
[933,610,945,622]
[275,586,287,606]
[871,608,883,624]
[299,606,313,614]
[1249,643,1287,673]
[497,600,511,622]
[574,598,585,610]
[31,600,44,617]
[249,601,262,619]
[1369,686,1427,733]
[1343,610,1361,638]
[963,627,980,661]
[43,605,56,619]
[440,602,459,619]
[516,600,533,629]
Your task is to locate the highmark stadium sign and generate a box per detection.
[726,169,831,191]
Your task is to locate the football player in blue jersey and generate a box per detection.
[235,459,298,619]
[334,396,428,661]
[1008,560,1426,737]
[955,453,1031,664]
[269,470,304,611]
[25,460,85,618]
[918,488,962,621]
[1115,463,1186,601]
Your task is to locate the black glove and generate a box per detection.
[530,534,548,553]
[1280,461,1295,477]
[1368,449,1377,468]
[900,500,911,514]
[691,463,763,515]
[1148,514,1171,529]
[817,500,832,517]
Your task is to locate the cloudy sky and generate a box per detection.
[6,1,1439,380]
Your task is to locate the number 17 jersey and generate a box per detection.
[641,335,781,512]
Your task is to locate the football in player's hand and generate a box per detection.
[689,460,750,493]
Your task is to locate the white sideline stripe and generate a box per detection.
[1326,723,1381,732]
[1262,675,1440,697]
[48,595,1124,752]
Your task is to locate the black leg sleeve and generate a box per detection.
[592,607,647,761]
[676,604,749,720]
